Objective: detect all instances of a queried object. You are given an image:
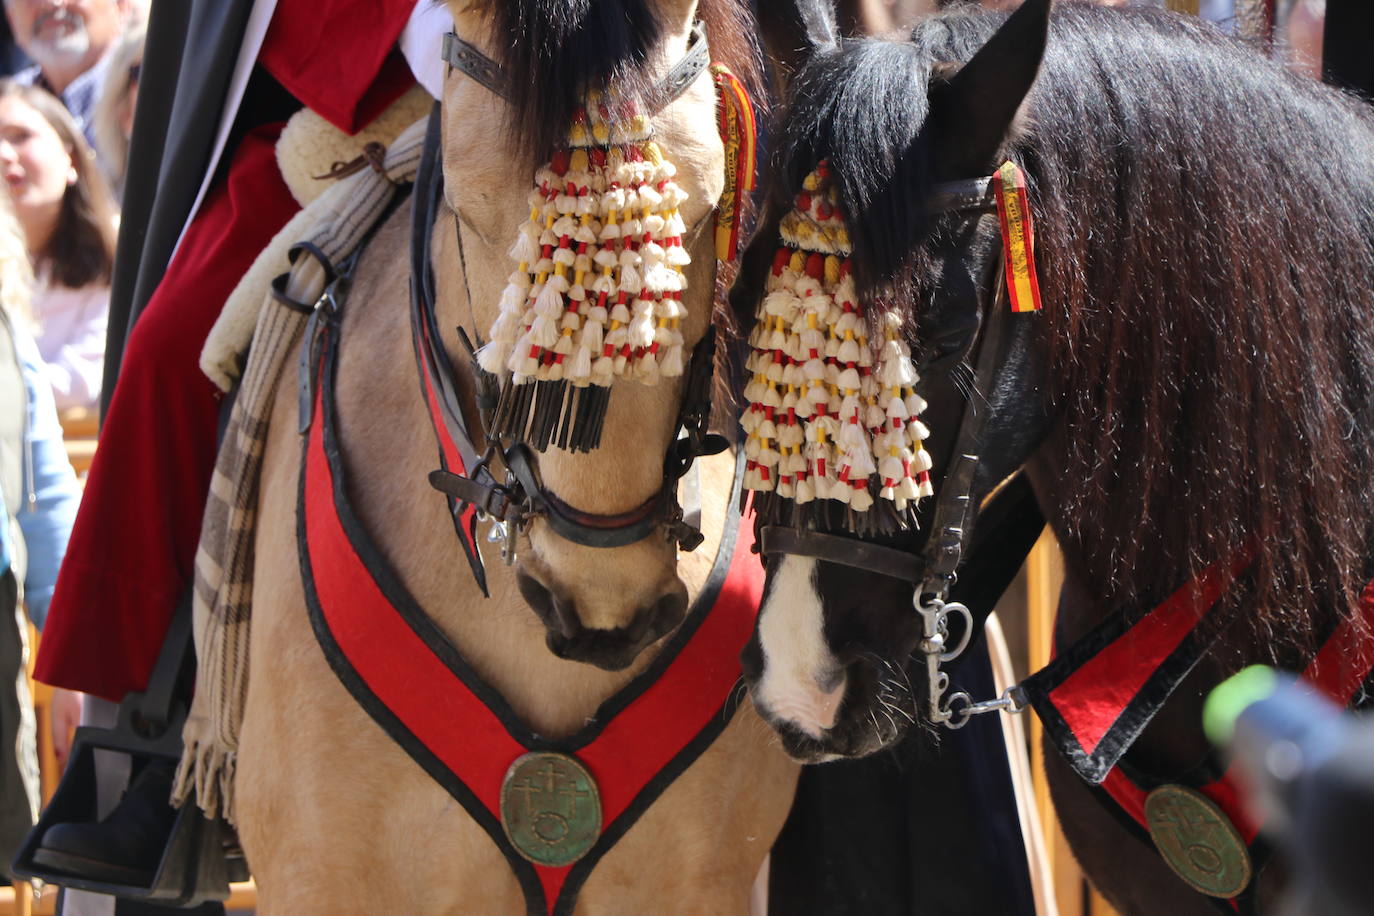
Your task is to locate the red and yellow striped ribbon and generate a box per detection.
[993,160,1043,313]
[711,63,757,262]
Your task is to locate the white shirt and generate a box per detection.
[30,268,108,411]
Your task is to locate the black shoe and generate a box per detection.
[32,758,179,887]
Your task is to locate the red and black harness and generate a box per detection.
[297,217,764,916]
[298,329,761,914]
[1021,556,1374,913]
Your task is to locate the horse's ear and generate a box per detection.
[928,0,1051,178]
[756,0,840,90]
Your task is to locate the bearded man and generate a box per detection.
[3,0,131,146]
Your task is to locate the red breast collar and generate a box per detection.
[1019,554,1374,911]
[299,335,763,916]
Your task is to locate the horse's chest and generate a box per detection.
[299,349,771,914]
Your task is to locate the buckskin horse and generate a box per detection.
[228,2,799,912]
[732,1,1374,913]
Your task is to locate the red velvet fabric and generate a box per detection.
[258,0,418,134]
[35,127,301,700]
[1048,554,1247,757]
[35,0,423,700]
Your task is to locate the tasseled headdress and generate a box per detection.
[478,100,692,452]
[742,161,934,535]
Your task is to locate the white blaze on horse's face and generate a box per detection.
[752,557,846,738]
[438,2,725,664]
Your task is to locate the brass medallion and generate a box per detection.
[1144,783,1252,898]
[500,752,602,867]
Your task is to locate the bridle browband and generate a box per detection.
[756,173,1032,728]
[441,23,711,112]
[419,23,727,560]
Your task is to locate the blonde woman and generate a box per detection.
[0,193,80,876]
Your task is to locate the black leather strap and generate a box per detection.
[918,272,1011,591]
[759,472,1043,595]
[440,32,506,97]
[441,22,710,114]
[760,526,925,582]
[927,177,996,216]
[505,444,665,549]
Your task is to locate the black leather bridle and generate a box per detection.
[756,174,1011,593]
[417,23,727,555]
[752,173,1047,727]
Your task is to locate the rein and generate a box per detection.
[417,26,731,571]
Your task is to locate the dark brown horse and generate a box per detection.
[732,1,1374,912]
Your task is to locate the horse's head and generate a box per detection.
[733,0,1056,760]
[436,0,758,670]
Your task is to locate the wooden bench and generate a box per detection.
[57,408,98,478]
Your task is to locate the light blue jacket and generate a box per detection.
[9,326,80,628]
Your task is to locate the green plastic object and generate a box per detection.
[1204,665,1279,747]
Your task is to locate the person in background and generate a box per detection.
[0,192,80,881]
[89,19,137,200]
[0,14,28,77]
[27,0,423,907]
[0,79,116,412]
[1283,0,1324,78]
[2,0,129,151]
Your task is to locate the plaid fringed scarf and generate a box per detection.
[174,116,429,822]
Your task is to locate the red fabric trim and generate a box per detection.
[1048,556,1247,756]
[259,0,418,134]
[35,126,300,700]
[1097,577,1374,882]
[304,400,762,912]
[1302,579,1374,701]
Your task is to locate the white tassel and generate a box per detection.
[660,344,684,377]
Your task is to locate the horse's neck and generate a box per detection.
[1023,440,1320,777]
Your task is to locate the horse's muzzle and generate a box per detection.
[517,571,687,670]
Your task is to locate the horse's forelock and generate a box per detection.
[774,9,1003,317]
[478,0,665,161]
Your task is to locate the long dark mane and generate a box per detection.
[478,0,765,161]
[775,2,1374,644]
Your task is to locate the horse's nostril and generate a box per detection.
[644,588,687,641]
[817,666,846,694]
[516,571,580,638]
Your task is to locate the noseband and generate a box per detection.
[756,173,1034,727]
[418,24,726,561]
